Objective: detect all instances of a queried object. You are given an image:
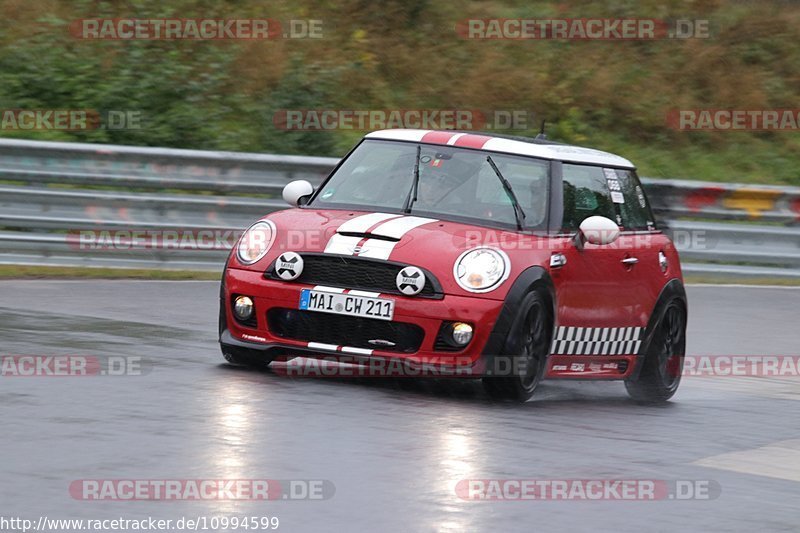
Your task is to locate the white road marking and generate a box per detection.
[686,284,800,289]
[693,439,800,482]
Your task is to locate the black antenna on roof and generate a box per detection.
[535,120,547,140]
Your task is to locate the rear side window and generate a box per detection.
[561,164,616,231]
[609,169,655,231]
[561,164,655,232]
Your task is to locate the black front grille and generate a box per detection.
[267,308,425,353]
[267,254,441,298]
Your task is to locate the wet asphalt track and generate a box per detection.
[1,281,800,532]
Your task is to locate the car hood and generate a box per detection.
[233,208,551,299]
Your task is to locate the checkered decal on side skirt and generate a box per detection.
[550,327,644,356]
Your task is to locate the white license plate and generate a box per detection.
[299,289,394,321]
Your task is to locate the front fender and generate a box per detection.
[479,266,556,374]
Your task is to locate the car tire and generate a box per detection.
[482,290,551,402]
[625,300,686,404]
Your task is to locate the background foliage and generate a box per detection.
[1,0,798,184]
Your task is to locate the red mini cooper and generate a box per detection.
[219,129,687,402]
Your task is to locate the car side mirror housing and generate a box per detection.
[574,216,620,250]
[282,180,314,207]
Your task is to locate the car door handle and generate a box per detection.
[621,257,639,265]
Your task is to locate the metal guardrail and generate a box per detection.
[644,178,800,225]
[1,138,799,279]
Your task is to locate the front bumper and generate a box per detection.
[221,267,504,369]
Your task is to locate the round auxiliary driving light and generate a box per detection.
[234,295,254,320]
[451,322,474,346]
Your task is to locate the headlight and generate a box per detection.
[237,220,276,265]
[453,247,510,293]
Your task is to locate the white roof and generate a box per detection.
[365,129,635,168]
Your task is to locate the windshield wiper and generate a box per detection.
[402,144,422,213]
[486,155,526,231]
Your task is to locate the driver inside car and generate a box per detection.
[414,154,481,209]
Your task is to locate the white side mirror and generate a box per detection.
[282,180,314,207]
[575,216,620,249]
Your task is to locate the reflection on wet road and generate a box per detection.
[1,281,799,532]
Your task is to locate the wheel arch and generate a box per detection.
[629,278,688,380]
[480,266,557,372]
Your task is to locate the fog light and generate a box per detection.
[451,322,474,346]
[234,296,254,320]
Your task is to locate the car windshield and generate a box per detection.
[311,139,550,229]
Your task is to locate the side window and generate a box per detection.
[609,169,655,231]
[561,164,616,231]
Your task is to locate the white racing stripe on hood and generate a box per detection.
[366,215,438,239]
[324,212,400,255]
[325,213,438,260]
[324,214,439,260]
[336,212,400,234]
[356,216,438,260]
[354,239,397,260]
[324,234,364,255]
